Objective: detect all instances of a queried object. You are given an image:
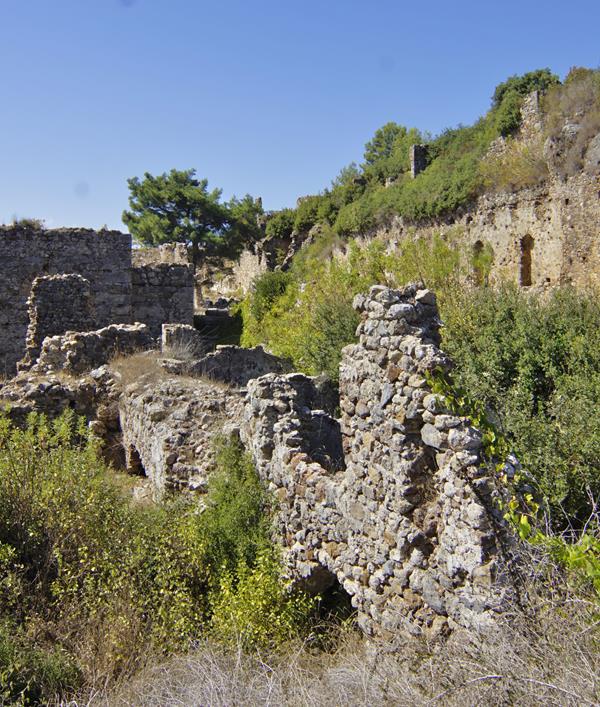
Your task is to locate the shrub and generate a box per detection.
[0,411,312,700]
[249,270,291,324]
[492,68,560,108]
[209,548,314,648]
[480,136,549,191]
[200,436,270,575]
[265,208,295,240]
[442,284,600,527]
[542,67,600,176]
[294,196,321,233]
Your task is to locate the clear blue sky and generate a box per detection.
[1,0,599,230]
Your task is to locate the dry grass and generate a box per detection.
[543,69,600,177]
[75,593,599,707]
[109,349,231,392]
[109,349,168,388]
[481,136,549,192]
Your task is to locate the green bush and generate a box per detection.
[442,284,600,527]
[492,68,560,108]
[209,548,314,648]
[0,412,313,702]
[0,619,80,706]
[200,436,270,575]
[294,196,321,233]
[265,208,295,240]
[249,270,291,324]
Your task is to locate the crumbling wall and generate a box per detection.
[132,243,189,267]
[131,263,194,338]
[119,377,245,496]
[185,345,292,386]
[18,274,96,371]
[0,226,131,375]
[32,323,152,375]
[240,285,516,637]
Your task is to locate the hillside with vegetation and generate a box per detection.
[260,67,599,248]
[1,68,599,705]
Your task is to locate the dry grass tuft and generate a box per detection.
[481,137,549,192]
[109,349,231,392]
[109,349,169,388]
[76,592,599,707]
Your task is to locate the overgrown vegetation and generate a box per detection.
[96,586,599,706]
[240,232,600,580]
[0,413,312,704]
[259,67,600,244]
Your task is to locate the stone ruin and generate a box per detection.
[18,274,95,372]
[0,225,194,375]
[240,285,516,637]
[0,273,519,639]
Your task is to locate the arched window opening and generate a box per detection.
[520,235,534,287]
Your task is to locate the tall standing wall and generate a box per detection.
[0,226,132,375]
[131,263,194,338]
[241,284,518,638]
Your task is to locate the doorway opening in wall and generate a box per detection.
[520,235,534,286]
[472,240,484,285]
[127,445,147,476]
[300,564,353,624]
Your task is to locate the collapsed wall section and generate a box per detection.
[32,323,153,375]
[18,274,96,371]
[0,226,131,375]
[131,263,194,338]
[241,284,516,638]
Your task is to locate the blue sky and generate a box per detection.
[1,0,599,230]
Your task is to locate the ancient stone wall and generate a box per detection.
[410,144,429,178]
[32,323,152,375]
[353,93,600,289]
[18,274,96,371]
[119,377,245,496]
[0,226,131,375]
[186,344,292,386]
[132,243,189,267]
[240,285,516,637]
[131,263,194,338]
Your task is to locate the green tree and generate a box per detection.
[492,68,560,108]
[226,194,264,254]
[122,168,233,270]
[363,122,406,165]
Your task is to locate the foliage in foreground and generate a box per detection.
[0,414,311,704]
[98,590,599,707]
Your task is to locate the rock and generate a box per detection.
[421,423,445,449]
